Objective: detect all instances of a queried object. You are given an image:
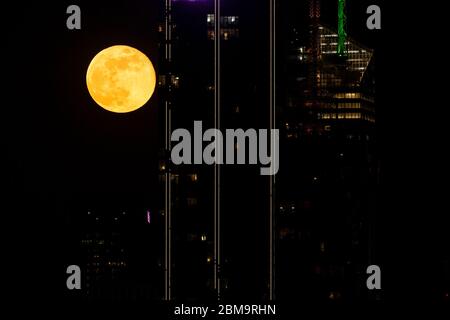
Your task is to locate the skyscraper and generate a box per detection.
[276,0,379,301]
[158,0,244,301]
[158,0,274,301]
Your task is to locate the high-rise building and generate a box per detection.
[315,24,375,124]
[276,0,379,301]
[158,0,244,301]
[158,0,276,301]
[68,203,163,301]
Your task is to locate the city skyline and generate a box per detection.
[5,0,449,314]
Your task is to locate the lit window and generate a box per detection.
[158,75,166,87]
[207,14,214,24]
[201,235,207,241]
[170,75,180,88]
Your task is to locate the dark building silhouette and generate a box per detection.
[276,0,379,301]
[72,0,380,303]
[66,199,163,301]
[158,0,273,301]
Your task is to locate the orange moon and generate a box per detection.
[86,45,156,113]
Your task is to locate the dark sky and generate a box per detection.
[7,1,162,205]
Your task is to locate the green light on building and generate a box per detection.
[337,0,347,57]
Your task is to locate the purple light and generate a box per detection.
[146,210,151,224]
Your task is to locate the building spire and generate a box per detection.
[337,0,347,57]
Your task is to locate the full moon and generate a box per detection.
[86,45,156,113]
